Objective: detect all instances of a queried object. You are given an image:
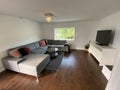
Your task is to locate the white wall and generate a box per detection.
[0,15,42,51]
[42,21,98,49]
[97,11,120,90]
[98,11,120,48]
[0,15,42,72]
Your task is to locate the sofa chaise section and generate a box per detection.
[2,54,50,80]
[18,54,50,77]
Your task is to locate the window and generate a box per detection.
[54,27,75,40]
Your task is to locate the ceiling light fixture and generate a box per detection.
[44,13,53,22]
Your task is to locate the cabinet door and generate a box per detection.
[89,45,102,62]
[102,49,115,65]
[105,56,120,90]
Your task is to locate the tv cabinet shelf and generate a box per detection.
[89,42,116,66]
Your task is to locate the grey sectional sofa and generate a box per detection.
[2,41,50,81]
[2,40,69,81]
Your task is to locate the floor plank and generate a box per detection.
[0,50,107,90]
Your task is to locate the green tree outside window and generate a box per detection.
[54,27,75,40]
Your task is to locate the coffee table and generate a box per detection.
[46,47,64,71]
[47,47,59,58]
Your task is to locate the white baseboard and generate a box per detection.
[0,67,5,72]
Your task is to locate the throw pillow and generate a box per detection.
[39,40,46,46]
[45,40,48,45]
[18,48,28,56]
[23,47,31,54]
[9,49,22,58]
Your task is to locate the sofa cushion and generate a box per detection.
[8,49,22,58]
[25,43,36,51]
[32,48,44,54]
[32,46,48,54]
[23,47,31,54]
[18,48,28,56]
[39,40,46,46]
[34,42,40,48]
[47,40,66,45]
[57,40,66,45]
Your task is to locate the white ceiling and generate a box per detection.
[0,0,120,22]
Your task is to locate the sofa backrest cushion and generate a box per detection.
[32,46,48,54]
[25,43,36,51]
[47,40,67,45]
[34,42,40,48]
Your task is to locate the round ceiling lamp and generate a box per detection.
[44,13,53,22]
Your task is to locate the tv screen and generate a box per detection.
[96,30,112,46]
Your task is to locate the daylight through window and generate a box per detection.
[54,27,75,40]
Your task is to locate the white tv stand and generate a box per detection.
[89,42,116,66]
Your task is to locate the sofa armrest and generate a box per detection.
[2,57,23,72]
[64,43,71,53]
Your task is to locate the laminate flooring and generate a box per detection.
[0,50,107,90]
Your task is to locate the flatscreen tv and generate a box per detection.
[96,30,112,46]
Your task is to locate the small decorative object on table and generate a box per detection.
[85,41,90,51]
[47,47,59,58]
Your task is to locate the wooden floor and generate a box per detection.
[0,50,107,90]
